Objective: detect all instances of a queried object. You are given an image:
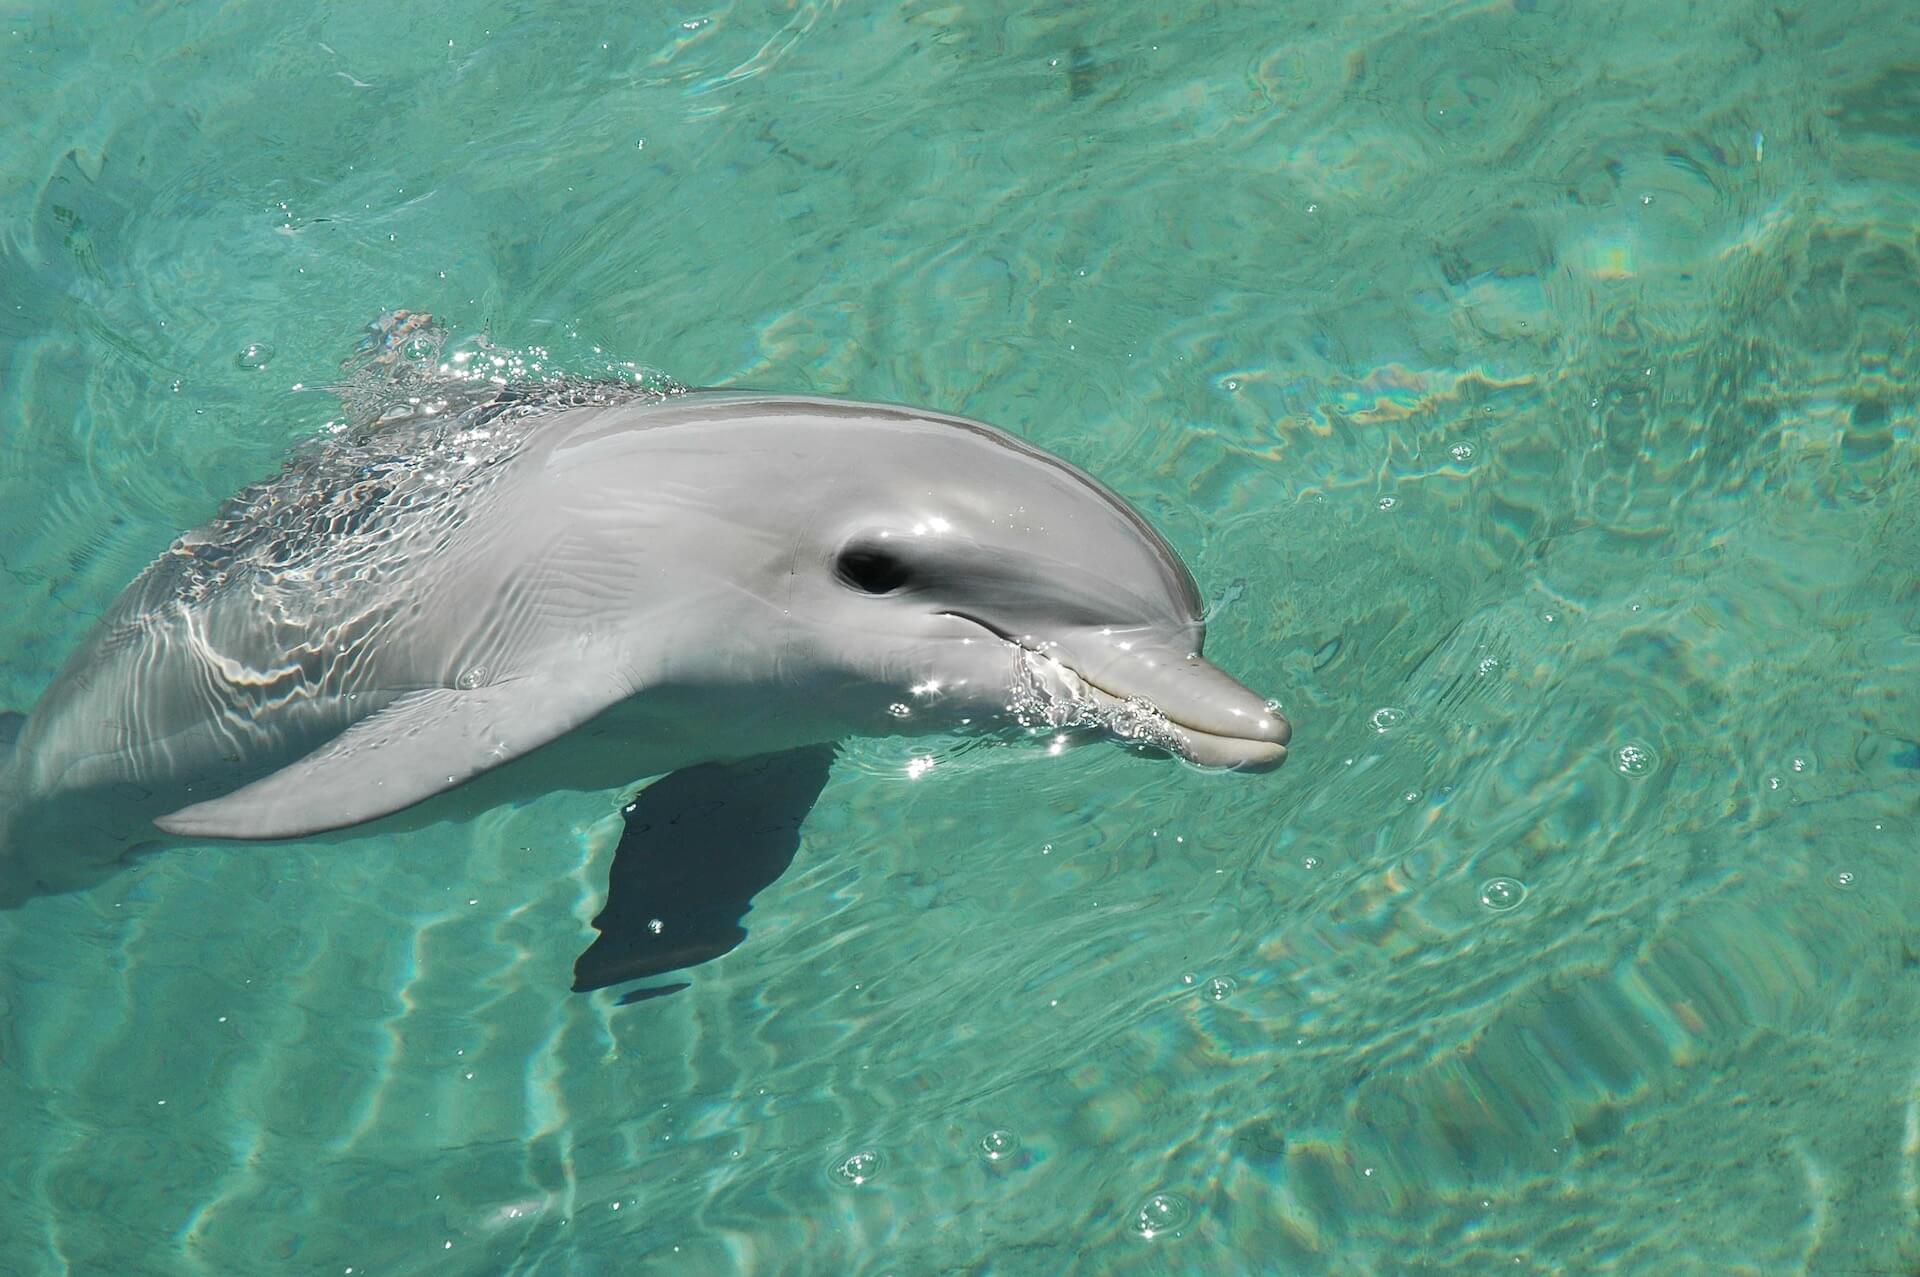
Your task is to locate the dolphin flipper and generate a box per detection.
[573,744,836,1002]
[155,680,622,840]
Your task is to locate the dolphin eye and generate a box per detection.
[835,544,913,594]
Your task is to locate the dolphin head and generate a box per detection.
[735,398,1290,770]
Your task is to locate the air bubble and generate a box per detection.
[1790,755,1813,774]
[1613,742,1658,777]
[1203,976,1236,1002]
[1302,856,1321,871]
[887,702,911,718]
[1377,495,1397,511]
[1479,877,1526,911]
[646,918,664,935]
[1449,441,1477,463]
[1131,1192,1194,1239]
[978,1129,1020,1162]
[828,1150,884,1187]
[1828,869,1856,890]
[1370,706,1405,733]
[235,342,275,370]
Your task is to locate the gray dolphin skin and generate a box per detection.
[0,383,1288,908]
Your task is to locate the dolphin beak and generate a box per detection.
[1033,629,1291,772]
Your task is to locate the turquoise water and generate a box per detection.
[3,0,1919,1271]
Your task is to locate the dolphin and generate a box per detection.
[0,380,1288,986]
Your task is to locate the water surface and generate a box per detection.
[3,0,1919,1272]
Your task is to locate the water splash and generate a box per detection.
[1005,648,1188,757]
[149,314,686,610]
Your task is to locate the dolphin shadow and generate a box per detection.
[572,744,837,1005]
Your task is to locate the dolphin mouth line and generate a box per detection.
[937,610,1287,766]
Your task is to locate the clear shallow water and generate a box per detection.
[2,0,1918,1272]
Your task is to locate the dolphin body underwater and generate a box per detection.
[0,363,1288,997]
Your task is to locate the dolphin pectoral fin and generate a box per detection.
[154,680,618,840]
[573,744,837,1000]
